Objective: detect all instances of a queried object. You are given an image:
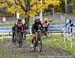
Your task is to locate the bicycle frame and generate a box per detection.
[14,30,23,47]
[33,30,42,52]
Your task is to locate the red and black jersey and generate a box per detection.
[16,21,23,27]
[43,21,49,27]
[15,22,24,32]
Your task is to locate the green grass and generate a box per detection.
[0,24,13,26]
[42,34,75,54]
[1,34,75,54]
[0,38,26,58]
[0,46,25,58]
[0,34,75,58]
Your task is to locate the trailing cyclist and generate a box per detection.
[43,18,49,36]
[12,23,16,43]
[12,19,25,45]
[65,19,74,34]
[31,18,43,48]
[16,19,24,37]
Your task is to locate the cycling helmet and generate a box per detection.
[18,19,22,21]
[69,19,72,23]
[45,18,48,21]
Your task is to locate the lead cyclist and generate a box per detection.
[31,18,43,48]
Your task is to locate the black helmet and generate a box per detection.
[69,19,72,23]
[35,19,41,24]
[35,18,40,21]
[35,16,40,21]
[18,19,21,21]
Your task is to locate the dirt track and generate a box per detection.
[0,39,73,58]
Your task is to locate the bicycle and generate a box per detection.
[14,30,23,47]
[33,30,42,52]
[42,27,48,36]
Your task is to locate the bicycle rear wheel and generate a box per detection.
[33,39,37,52]
[37,39,42,52]
[17,32,23,47]
[33,38,42,52]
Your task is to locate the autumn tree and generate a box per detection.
[0,0,61,16]
[0,0,61,28]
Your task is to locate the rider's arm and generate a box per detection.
[12,26,15,32]
[32,24,35,33]
[40,23,44,31]
[71,23,74,26]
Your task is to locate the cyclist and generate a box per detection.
[31,18,43,48]
[12,23,16,43]
[16,19,24,37]
[43,18,49,36]
[12,19,25,42]
[65,19,74,34]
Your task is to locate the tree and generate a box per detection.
[0,0,61,29]
[60,0,65,13]
[0,0,61,17]
[60,0,73,13]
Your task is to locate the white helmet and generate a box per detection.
[22,19,25,24]
[45,18,48,21]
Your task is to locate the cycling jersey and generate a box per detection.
[43,21,49,27]
[32,22,43,33]
[15,21,24,32]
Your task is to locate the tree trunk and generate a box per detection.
[25,16,29,30]
[25,0,30,30]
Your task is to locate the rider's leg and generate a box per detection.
[12,32,15,42]
[70,28,73,35]
[44,27,48,36]
[21,32,23,39]
[24,31,26,40]
[38,37,41,43]
[71,28,73,33]
[32,36,36,44]
[31,34,36,47]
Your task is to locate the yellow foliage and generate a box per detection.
[0,0,61,17]
[0,2,7,8]
[7,5,25,16]
[7,0,14,3]
[28,10,36,17]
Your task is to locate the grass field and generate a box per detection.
[0,34,75,58]
[0,24,13,26]
[43,34,75,53]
